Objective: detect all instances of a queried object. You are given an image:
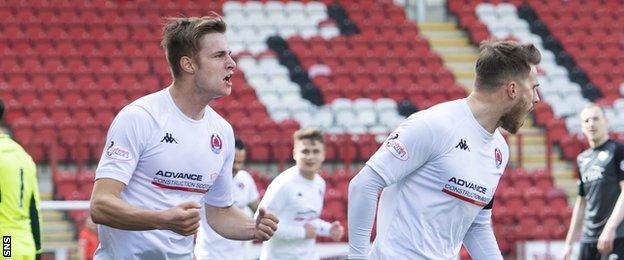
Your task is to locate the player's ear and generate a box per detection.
[180,56,195,74]
[506,81,518,99]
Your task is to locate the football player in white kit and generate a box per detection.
[258,128,344,260]
[195,138,261,259]
[89,15,278,259]
[348,40,542,259]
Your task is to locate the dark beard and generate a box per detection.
[500,100,528,134]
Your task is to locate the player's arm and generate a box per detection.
[91,106,201,235]
[563,167,588,259]
[348,166,388,258]
[462,205,502,259]
[260,203,304,240]
[314,181,344,241]
[28,162,42,255]
[348,117,438,259]
[597,181,624,253]
[205,204,277,241]
[90,178,161,230]
[564,196,586,246]
[597,145,624,254]
[91,178,202,235]
[204,203,257,239]
[310,218,344,241]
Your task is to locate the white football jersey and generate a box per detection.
[367,99,508,259]
[94,87,235,260]
[195,170,259,260]
[258,167,332,260]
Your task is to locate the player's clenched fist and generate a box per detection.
[161,201,202,236]
[330,221,344,242]
[254,208,279,241]
[304,223,317,239]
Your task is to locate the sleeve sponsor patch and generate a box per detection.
[105,141,133,161]
[385,138,408,161]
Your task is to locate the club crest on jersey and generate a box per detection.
[105,141,132,161]
[210,134,223,154]
[598,151,610,161]
[385,133,408,161]
[494,148,502,169]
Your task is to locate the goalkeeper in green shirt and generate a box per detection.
[0,99,41,259]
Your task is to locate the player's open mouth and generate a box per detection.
[224,74,232,86]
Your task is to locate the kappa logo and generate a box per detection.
[161,133,178,144]
[455,139,470,151]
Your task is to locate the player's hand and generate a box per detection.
[562,243,573,260]
[304,222,317,239]
[161,201,201,236]
[329,221,344,242]
[254,208,278,241]
[598,227,616,253]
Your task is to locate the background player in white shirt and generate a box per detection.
[258,128,344,260]
[195,138,261,259]
[89,14,278,259]
[348,40,542,259]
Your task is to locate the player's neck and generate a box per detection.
[466,93,503,134]
[589,136,609,148]
[298,168,315,180]
[169,82,211,120]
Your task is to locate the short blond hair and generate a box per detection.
[293,128,324,143]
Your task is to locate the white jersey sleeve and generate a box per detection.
[463,209,502,259]
[96,105,154,184]
[347,165,387,259]
[311,218,332,237]
[202,127,235,207]
[366,115,441,185]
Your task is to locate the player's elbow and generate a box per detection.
[90,196,110,225]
